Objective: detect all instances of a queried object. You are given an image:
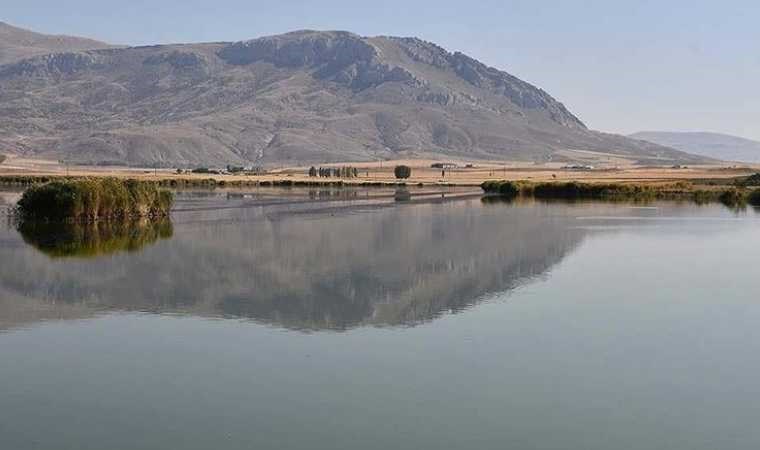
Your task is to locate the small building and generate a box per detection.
[431,162,458,169]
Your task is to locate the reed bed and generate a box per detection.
[17,178,174,221]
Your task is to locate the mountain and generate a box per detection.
[0,24,707,167]
[0,21,112,66]
[630,131,760,163]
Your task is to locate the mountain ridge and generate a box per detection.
[0,21,113,66]
[0,22,709,167]
[630,131,760,163]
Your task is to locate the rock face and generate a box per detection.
[630,131,760,163]
[0,24,707,167]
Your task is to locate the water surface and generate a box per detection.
[1,188,759,449]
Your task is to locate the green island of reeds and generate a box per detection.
[482,180,760,207]
[18,219,173,258]
[16,178,174,221]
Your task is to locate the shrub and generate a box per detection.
[747,188,760,206]
[191,167,219,174]
[17,178,174,221]
[741,173,760,187]
[718,188,746,207]
[481,180,520,197]
[531,182,656,200]
[308,166,317,177]
[394,165,412,179]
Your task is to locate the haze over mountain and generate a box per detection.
[630,131,760,164]
[0,22,707,167]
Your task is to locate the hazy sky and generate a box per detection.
[4,0,760,139]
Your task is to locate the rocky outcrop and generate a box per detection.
[0,51,103,77]
[219,31,421,91]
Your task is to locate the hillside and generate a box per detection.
[0,21,112,65]
[630,131,760,163]
[0,24,708,167]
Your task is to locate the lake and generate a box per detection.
[1,187,759,450]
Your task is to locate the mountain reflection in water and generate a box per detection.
[1,188,595,331]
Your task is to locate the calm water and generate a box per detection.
[1,187,759,449]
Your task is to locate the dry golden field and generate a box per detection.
[0,155,757,187]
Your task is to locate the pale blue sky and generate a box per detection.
[4,1,760,139]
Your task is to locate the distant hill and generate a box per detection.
[0,22,708,167]
[630,131,760,163]
[0,21,112,66]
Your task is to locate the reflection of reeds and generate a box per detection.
[17,178,173,221]
[749,189,760,206]
[18,219,173,258]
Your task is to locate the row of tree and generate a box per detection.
[308,165,413,179]
[310,166,360,178]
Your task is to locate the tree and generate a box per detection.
[394,165,411,179]
[309,166,317,177]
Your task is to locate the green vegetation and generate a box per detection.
[530,182,658,200]
[18,219,173,258]
[738,173,760,187]
[481,179,756,206]
[191,167,220,174]
[0,175,61,186]
[481,180,520,198]
[17,178,174,221]
[394,165,412,179]
[748,189,760,206]
[718,188,746,208]
[482,180,662,200]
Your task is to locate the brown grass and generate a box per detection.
[1,156,757,188]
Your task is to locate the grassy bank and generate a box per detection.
[17,178,174,221]
[482,180,760,207]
